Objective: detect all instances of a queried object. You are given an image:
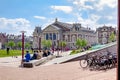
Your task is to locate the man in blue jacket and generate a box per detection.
[24,51,31,62]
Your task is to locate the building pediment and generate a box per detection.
[42,25,60,32]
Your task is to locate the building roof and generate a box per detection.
[51,24,61,30]
[52,21,71,31]
[42,18,95,33]
[97,25,116,31]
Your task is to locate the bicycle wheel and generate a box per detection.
[79,59,89,68]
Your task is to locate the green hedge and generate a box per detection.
[70,49,81,55]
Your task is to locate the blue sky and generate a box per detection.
[0,0,118,36]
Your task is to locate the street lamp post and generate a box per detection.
[52,41,54,53]
[57,40,59,57]
[39,37,41,50]
[20,31,26,67]
[53,41,54,53]
[61,41,62,53]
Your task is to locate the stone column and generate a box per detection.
[48,33,49,40]
[85,35,87,40]
[65,35,67,42]
[44,33,46,40]
[88,35,90,44]
[68,35,70,42]
[71,35,72,42]
[69,34,71,42]
[56,33,58,40]
[54,33,56,41]
[57,33,60,40]
[52,33,54,40]
[52,33,53,40]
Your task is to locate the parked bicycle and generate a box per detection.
[79,52,117,71]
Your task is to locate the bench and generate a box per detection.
[23,55,56,68]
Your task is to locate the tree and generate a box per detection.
[42,40,52,50]
[17,42,22,50]
[8,41,15,49]
[25,42,31,49]
[109,32,116,42]
[75,38,82,49]
[75,38,88,50]
[47,40,52,48]
[4,42,8,48]
[81,39,87,48]
[59,41,66,51]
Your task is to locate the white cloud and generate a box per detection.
[72,0,94,10]
[71,0,117,11]
[104,16,114,20]
[34,16,46,20]
[90,14,101,21]
[67,0,117,30]
[95,0,117,10]
[41,18,57,30]
[0,18,33,36]
[51,6,73,13]
[73,13,114,30]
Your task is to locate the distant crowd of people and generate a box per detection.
[23,50,52,62]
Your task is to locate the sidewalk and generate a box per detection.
[0,51,71,67]
[0,61,116,80]
[0,56,22,67]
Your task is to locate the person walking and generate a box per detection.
[6,47,10,55]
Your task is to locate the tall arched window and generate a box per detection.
[72,35,76,42]
[49,33,52,40]
[65,35,68,41]
[53,33,56,40]
[46,33,48,40]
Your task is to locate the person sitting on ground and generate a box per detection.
[46,50,49,56]
[31,47,34,52]
[48,50,51,56]
[42,50,48,57]
[31,51,37,60]
[24,51,31,62]
[36,50,42,59]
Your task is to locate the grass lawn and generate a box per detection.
[0,50,32,58]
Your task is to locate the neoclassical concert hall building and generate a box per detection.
[33,18,98,49]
